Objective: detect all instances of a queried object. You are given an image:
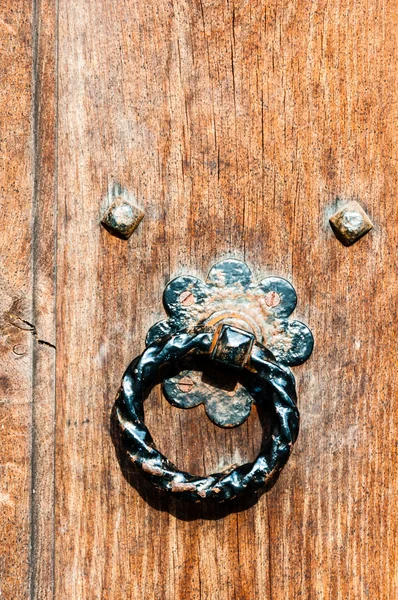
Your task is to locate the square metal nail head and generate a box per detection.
[329,200,373,246]
[101,197,144,240]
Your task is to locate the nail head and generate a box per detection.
[329,200,373,246]
[101,197,144,240]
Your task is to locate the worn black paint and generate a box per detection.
[211,325,255,368]
[115,327,300,502]
[115,260,314,501]
[150,259,313,427]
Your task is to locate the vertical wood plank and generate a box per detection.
[55,1,398,599]
[0,2,34,598]
[261,2,398,598]
[31,0,57,598]
[56,1,273,598]
[0,2,57,597]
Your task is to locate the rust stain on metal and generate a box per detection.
[148,260,313,369]
[170,481,198,493]
[141,460,164,477]
[148,260,314,428]
[116,320,304,501]
[164,368,252,428]
[179,291,195,306]
[265,291,281,307]
[177,376,194,393]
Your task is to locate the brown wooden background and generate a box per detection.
[1,0,398,598]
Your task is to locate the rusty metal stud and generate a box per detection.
[101,197,144,240]
[177,375,194,393]
[329,200,373,246]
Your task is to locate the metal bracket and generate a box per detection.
[146,259,313,428]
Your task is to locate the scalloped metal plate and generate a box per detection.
[148,259,313,427]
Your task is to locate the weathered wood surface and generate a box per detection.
[0,3,34,598]
[30,1,57,598]
[0,1,57,599]
[2,0,398,598]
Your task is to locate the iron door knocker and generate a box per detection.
[115,259,313,502]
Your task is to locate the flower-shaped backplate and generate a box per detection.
[146,259,313,427]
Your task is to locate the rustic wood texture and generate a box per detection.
[0,2,57,599]
[2,0,398,598]
[30,0,57,598]
[0,3,34,599]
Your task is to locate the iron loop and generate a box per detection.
[115,326,299,503]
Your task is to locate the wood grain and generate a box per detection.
[1,0,398,598]
[0,2,57,599]
[55,0,398,598]
[30,0,57,598]
[0,3,34,598]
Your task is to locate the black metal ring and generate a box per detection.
[115,330,299,502]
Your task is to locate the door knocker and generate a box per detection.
[115,259,313,502]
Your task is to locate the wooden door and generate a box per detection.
[1,1,397,598]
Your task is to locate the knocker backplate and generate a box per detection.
[146,258,313,428]
[116,258,313,502]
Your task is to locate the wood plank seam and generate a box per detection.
[30,0,58,598]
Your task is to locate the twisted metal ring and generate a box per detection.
[115,329,299,502]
